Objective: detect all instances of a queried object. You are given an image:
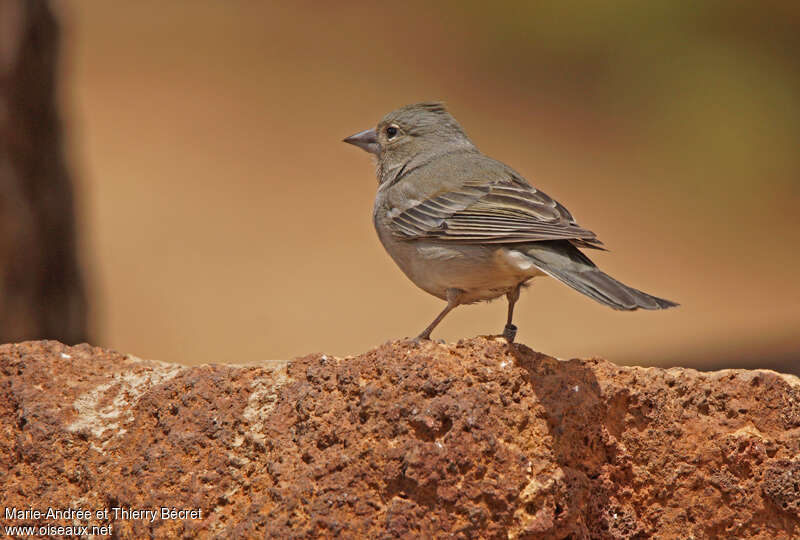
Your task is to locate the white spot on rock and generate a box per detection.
[67,359,183,451]
[243,366,290,444]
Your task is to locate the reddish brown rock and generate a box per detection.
[1,338,799,539]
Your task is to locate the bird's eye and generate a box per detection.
[386,126,398,139]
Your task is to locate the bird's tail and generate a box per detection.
[523,241,678,311]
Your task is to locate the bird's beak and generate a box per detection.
[343,128,379,155]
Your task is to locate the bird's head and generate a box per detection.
[343,102,475,181]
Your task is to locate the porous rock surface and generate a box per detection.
[1,339,799,539]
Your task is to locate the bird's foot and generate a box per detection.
[404,333,445,348]
[403,334,430,347]
[503,324,517,343]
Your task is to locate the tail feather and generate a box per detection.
[523,241,678,311]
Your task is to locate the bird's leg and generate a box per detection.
[416,288,462,341]
[503,284,522,343]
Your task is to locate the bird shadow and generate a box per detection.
[501,339,633,535]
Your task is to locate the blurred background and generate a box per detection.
[1,1,798,371]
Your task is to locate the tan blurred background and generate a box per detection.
[50,1,799,369]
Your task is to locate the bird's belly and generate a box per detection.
[378,231,545,303]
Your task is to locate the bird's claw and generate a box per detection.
[404,335,429,347]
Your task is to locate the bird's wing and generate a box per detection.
[388,174,603,246]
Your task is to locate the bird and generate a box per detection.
[343,102,677,343]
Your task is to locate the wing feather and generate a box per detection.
[388,174,602,246]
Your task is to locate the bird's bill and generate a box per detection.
[343,128,379,155]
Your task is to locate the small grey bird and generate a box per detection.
[344,102,677,342]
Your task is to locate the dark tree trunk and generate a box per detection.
[0,0,88,344]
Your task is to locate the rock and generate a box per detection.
[1,338,799,539]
